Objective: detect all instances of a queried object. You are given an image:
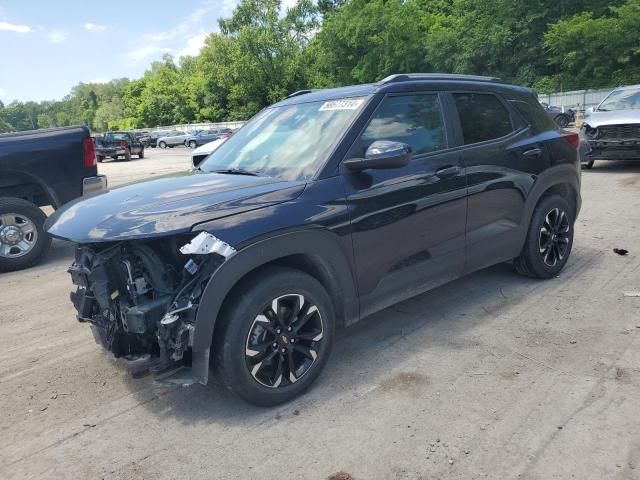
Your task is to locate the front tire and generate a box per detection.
[188,140,197,148]
[159,141,167,149]
[124,148,131,161]
[0,197,51,272]
[582,159,594,169]
[554,114,570,128]
[514,195,574,278]
[138,148,145,159]
[213,267,335,406]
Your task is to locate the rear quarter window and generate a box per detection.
[509,99,558,131]
[453,93,515,144]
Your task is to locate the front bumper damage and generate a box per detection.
[67,231,235,386]
[581,124,640,161]
[583,140,640,161]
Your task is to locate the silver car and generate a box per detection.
[157,130,190,148]
[581,84,640,169]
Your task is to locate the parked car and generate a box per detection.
[541,102,575,128]
[186,129,232,148]
[134,131,151,148]
[46,74,581,406]
[580,84,640,169]
[157,130,190,148]
[191,137,227,167]
[147,130,172,148]
[0,126,106,272]
[95,131,144,162]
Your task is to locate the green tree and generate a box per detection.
[542,0,640,90]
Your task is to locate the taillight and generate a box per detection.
[83,137,96,168]
[120,140,127,150]
[562,132,580,150]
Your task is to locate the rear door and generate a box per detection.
[341,92,467,316]
[449,91,551,273]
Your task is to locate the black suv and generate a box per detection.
[46,74,581,406]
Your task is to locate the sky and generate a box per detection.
[0,0,295,104]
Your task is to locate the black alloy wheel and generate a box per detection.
[514,194,574,278]
[245,294,324,388]
[213,266,334,406]
[538,207,570,267]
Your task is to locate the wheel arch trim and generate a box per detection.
[190,228,358,384]
[521,164,581,237]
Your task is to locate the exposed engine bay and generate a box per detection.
[67,232,232,378]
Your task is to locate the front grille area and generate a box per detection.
[598,124,640,140]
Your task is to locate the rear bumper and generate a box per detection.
[97,148,125,157]
[82,175,107,197]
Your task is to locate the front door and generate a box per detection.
[341,93,467,317]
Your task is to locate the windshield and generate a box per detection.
[104,133,128,141]
[200,97,367,180]
[597,88,640,111]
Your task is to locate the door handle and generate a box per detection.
[434,165,461,178]
[522,147,543,158]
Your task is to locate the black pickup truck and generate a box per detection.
[0,125,106,272]
[95,131,144,162]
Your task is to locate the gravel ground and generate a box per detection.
[1,148,639,480]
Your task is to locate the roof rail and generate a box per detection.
[379,73,501,84]
[287,89,314,98]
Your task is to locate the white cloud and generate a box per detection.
[48,29,67,43]
[0,21,32,33]
[0,87,6,96]
[125,45,173,63]
[89,78,110,84]
[178,33,208,57]
[84,22,106,32]
[125,2,219,64]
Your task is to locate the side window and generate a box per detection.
[351,94,446,158]
[453,93,514,144]
[509,99,557,131]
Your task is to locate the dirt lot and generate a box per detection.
[1,148,639,480]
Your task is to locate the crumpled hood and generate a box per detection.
[45,170,305,243]
[584,109,640,128]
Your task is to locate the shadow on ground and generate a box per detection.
[124,247,599,426]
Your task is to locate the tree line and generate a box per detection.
[1,0,639,133]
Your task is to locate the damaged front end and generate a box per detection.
[67,231,234,384]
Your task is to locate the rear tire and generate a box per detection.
[0,197,51,272]
[213,267,335,406]
[97,155,104,163]
[138,148,145,159]
[514,195,574,279]
[582,159,594,169]
[124,148,131,161]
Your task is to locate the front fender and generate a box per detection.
[190,228,358,384]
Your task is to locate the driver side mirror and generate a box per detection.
[343,140,413,172]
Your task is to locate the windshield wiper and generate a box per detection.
[212,168,261,177]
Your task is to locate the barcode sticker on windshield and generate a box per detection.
[319,99,364,111]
